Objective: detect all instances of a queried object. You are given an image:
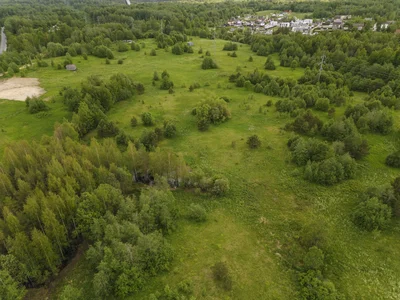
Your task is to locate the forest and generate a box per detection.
[0,0,400,299]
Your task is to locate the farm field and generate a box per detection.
[3,37,399,299]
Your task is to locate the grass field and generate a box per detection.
[3,38,400,299]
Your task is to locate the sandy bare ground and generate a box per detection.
[0,78,46,101]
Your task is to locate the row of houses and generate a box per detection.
[225,13,398,36]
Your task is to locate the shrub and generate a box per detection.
[141,112,154,126]
[315,98,330,112]
[264,56,276,70]
[164,122,177,138]
[211,177,229,196]
[303,246,325,271]
[211,262,232,291]
[130,116,138,127]
[150,49,156,56]
[299,270,340,300]
[247,135,261,149]
[187,204,207,222]
[201,57,218,70]
[222,42,238,51]
[386,151,400,168]
[97,119,119,138]
[25,97,49,114]
[117,59,123,65]
[353,197,392,231]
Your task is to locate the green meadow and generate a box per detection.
[2,37,400,299]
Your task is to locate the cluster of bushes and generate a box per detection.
[158,70,174,91]
[288,136,357,185]
[285,110,323,136]
[192,99,231,131]
[25,96,49,114]
[345,103,393,134]
[171,42,193,55]
[352,183,400,231]
[183,169,230,196]
[139,120,177,151]
[222,42,238,51]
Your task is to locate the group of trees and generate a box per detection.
[353,180,400,231]
[60,73,143,137]
[0,121,229,298]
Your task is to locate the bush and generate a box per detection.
[187,204,207,222]
[93,45,114,59]
[141,112,154,126]
[247,135,261,149]
[315,98,330,112]
[211,262,232,291]
[164,122,177,138]
[353,197,392,231]
[117,59,123,65]
[299,270,340,300]
[386,151,400,168]
[201,57,218,70]
[97,119,119,138]
[130,116,138,127]
[222,42,238,51]
[303,246,325,271]
[264,56,276,70]
[211,177,229,196]
[150,49,156,56]
[25,97,49,114]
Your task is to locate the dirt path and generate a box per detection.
[24,242,88,300]
[0,78,46,101]
[0,27,6,54]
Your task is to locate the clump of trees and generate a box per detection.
[247,135,261,149]
[288,136,357,185]
[201,57,218,70]
[60,73,142,137]
[192,99,231,131]
[222,42,238,51]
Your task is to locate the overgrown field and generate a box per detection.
[2,37,400,299]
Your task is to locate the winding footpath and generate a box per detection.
[0,27,7,55]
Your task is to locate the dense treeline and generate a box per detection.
[0,122,229,298]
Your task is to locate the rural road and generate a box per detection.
[0,27,7,54]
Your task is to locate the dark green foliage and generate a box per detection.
[153,71,159,81]
[164,122,177,138]
[299,270,340,300]
[141,112,154,126]
[187,204,207,222]
[140,130,158,151]
[194,99,231,131]
[117,42,129,52]
[93,45,114,59]
[62,87,81,112]
[247,135,261,149]
[264,56,276,70]
[286,110,323,136]
[130,116,138,127]
[211,262,232,291]
[223,42,238,51]
[97,119,120,138]
[150,49,156,56]
[25,97,49,114]
[205,50,211,56]
[288,137,332,166]
[386,151,400,168]
[353,197,392,231]
[231,51,237,57]
[248,56,253,62]
[315,98,330,112]
[201,57,218,70]
[105,58,110,64]
[304,154,357,185]
[118,59,123,65]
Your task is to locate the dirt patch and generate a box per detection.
[0,78,45,101]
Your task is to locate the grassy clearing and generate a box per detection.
[4,37,400,299]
